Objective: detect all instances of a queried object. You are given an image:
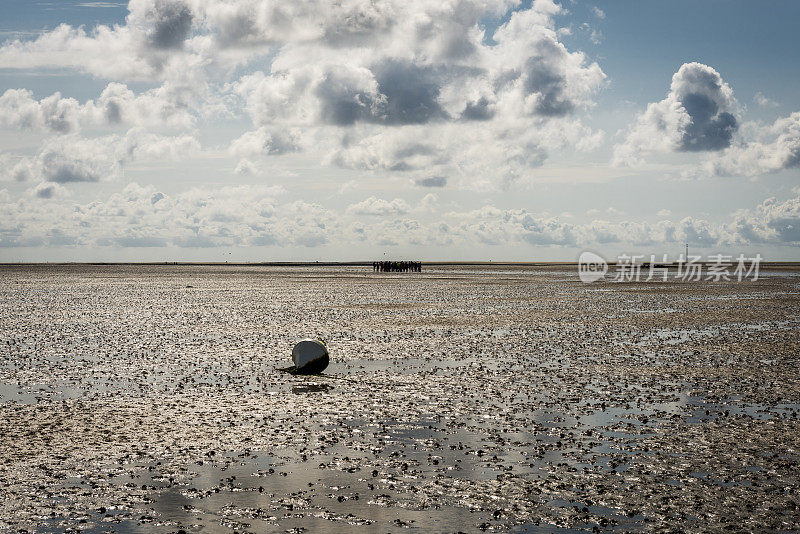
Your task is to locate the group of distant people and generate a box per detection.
[373,261,422,272]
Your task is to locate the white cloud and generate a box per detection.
[754,92,779,108]
[0,154,33,182]
[224,0,605,181]
[489,5,606,118]
[89,81,199,129]
[613,62,800,180]
[30,182,70,200]
[724,195,800,244]
[448,206,578,246]
[419,193,439,210]
[697,112,800,177]
[579,22,603,45]
[5,129,200,185]
[325,125,444,172]
[324,116,603,189]
[0,82,198,134]
[614,62,738,166]
[229,126,301,156]
[0,23,152,80]
[139,0,194,50]
[0,0,609,189]
[1,0,795,259]
[2,179,800,250]
[233,158,258,176]
[69,182,288,248]
[0,89,82,134]
[118,127,201,160]
[346,196,409,216]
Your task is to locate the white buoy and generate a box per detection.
[280,339,329,374]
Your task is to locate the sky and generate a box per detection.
[0,0,798,262]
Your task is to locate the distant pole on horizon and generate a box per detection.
[685,243,688,259]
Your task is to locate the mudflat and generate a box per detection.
[1,264,798,532]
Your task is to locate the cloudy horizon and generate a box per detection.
[1,0,799,262]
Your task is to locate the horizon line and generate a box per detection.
[2,261,800,268]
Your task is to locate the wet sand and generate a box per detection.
[1,264,799,532]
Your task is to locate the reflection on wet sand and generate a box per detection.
[0,264,798,532]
